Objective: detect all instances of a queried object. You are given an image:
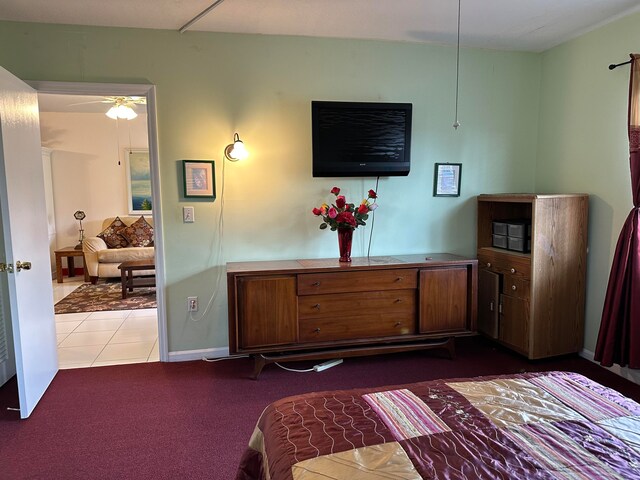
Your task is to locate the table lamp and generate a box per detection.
[74,210,86,250]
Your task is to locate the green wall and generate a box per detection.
[0,21,541,353]
[537,12,640,353]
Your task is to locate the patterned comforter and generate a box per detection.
[236,371,640,479]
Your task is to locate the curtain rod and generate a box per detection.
[609,60,632,70]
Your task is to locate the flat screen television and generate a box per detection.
[312,101,412,177]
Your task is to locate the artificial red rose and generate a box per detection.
[330,187,341,195]
[335,196,346,209]
[328,207,338,219]
[337,211,356,226]
[368,189,377,199]
[357,204,369,214]
[312,207,322,216]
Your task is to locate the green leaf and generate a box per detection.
[319,223,328,230]
[361,214,369,220]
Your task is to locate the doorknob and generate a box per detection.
[15,261,31,272]
[0,263,14,273]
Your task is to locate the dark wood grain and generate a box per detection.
[228,254,478,377]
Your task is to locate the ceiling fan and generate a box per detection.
[68,95,146,119]
[104,96,146,120]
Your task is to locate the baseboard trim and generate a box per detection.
[167,347,230,362]
[580,348,640,385]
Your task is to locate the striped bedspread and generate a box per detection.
[235,371,640,479]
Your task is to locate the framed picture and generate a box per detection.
[433,163,462,197]
[126,149,153,214]
[183,160,215,199]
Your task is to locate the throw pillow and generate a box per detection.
[97,216,129,249]
[121,216,154,247]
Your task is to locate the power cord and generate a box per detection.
[367,176,380,258]
[275,362,314,373]
[202,354,249,362]
[275,359,343,373]
[189,153,227,323]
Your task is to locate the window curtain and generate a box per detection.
[595,53,640,368]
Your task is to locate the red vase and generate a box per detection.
[337,227,353,262]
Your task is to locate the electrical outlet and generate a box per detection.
[183,206,195,223]
[187,296,198,312]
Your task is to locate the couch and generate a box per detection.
[83,216,155,284]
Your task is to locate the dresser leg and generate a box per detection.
[251,355,267,380]
[446,337,456,359]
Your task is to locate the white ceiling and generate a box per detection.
[2,0,640,52]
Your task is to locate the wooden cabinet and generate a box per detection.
[236,276,298,349]
[228,254,477,377]
[477,194,588,358]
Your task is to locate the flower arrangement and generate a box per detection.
[312,186,378,231]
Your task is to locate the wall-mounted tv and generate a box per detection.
[312,101,412,177]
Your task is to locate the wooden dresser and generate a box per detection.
[227,254,477,377]
[477,194,588,358]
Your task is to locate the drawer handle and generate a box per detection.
[312,281,321,287]
[395,277,403,282]
[486,262,492,268]
[314,327,321,333]
[511,285,517,291]
[394,322,402,327]
[313,303,321,309]
[394,298,402,303]
[510,268,516,274]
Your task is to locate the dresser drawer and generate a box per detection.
[477,251,531,279]
[299,313,415,343]
[298,269,418,295]
[501,275,530,300]
[299,290,415,319]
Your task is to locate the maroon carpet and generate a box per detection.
[2,336,640,480]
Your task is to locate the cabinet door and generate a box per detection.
[499,294,529,354]
[419,267,468,333]
[478,269,499,338]
[237,276,297,349]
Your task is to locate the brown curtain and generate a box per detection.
[595,53,640,368]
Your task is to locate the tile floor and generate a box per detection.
[53,278,159,369]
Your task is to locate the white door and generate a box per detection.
[0,66,58,418]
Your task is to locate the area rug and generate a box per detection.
[54,281,156,314]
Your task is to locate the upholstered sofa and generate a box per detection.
[83,216,155,284]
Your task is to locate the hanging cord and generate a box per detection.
[367,176,380,258]
[453,0,461,130]
[115,117,121,165]
[189,155,226,322]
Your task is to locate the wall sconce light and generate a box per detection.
[224,133,248,161]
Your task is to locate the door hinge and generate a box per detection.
[498,303,503,314]
[489,301,494,312]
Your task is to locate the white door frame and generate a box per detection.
[28,81,168,362]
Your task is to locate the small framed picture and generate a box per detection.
[433,163,462,197]
[183,160,215,199]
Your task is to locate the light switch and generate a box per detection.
[183,206,195,223]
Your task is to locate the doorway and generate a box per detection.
[29,81,167,365]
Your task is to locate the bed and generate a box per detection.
[236,371,640,479]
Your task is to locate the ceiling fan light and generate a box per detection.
[106,106,119,119]
[106,104,138,120]
[118,104,138,120]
